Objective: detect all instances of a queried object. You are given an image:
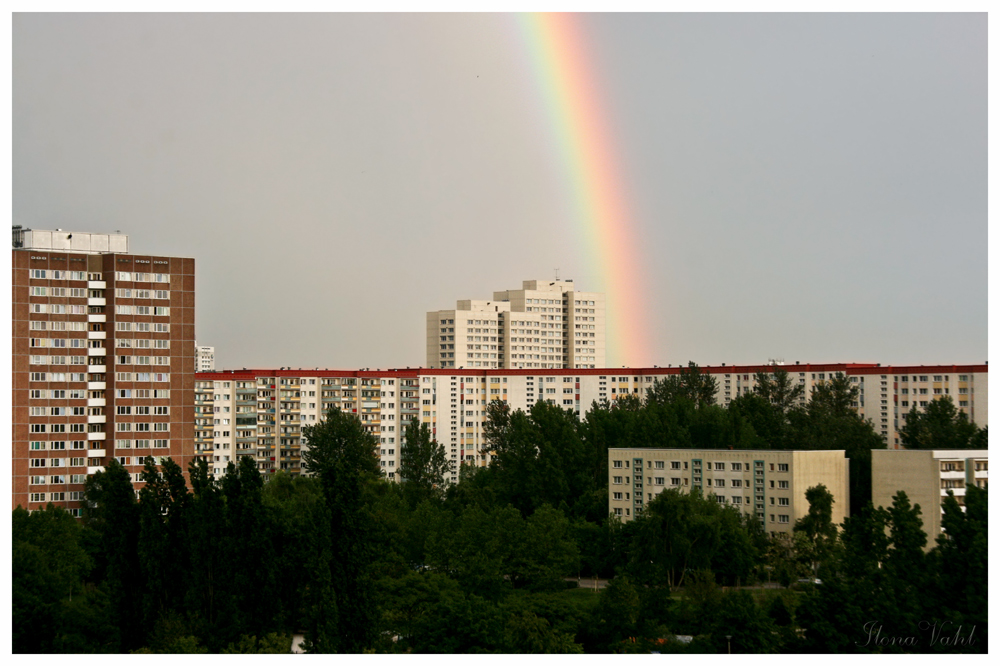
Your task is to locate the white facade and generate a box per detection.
[12,226,129,254]
[196,363,988,486]
[196,345,215,372]
[427,279,605,370]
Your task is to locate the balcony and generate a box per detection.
[87,314,106,323]
[87,330,107,340]
[87,466,105,475]
[87,281,107,289]
[87,347,105,356]
[88,365,107,373]
[87,432,106,441]
[87,381,106,390]
[87,449,106,458]
[87,398,106,407]
[87,298,107,306]
[87,415,106,424]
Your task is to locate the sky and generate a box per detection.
[11,12,988,370]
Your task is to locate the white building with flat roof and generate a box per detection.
[427,279,605,370]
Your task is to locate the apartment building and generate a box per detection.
[195,370,420,480]
[427,279,605,370]
[194,363,987,486]
[871,449,988,543]
[12,228,196,512]
[608,448,850,535]
[196,344,215,372]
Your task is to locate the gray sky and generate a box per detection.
[13,13,987,370]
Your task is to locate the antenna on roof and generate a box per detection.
[554,267,559,280]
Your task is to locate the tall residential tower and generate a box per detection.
[12,227,196,512]
[427,279,605,370]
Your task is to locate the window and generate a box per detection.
[777,464,789,472]
[612,476,623,484]
[731,462,742,471]
[655,461,664,469]
[778,480,789,489]
[778,515,790,524]
[778,497,790,506]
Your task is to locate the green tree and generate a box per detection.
[302,407,383,652]
[754,363,806,414]
[646,361,718,408]
[899,396,983,450]
[793,484,840,578]
[400,417,452,506]
[13,505,96,653]
[221,633,293,654]
[83,458,144,651]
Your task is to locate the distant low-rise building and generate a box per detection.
[871,449,988,543]
[607,448,850,535]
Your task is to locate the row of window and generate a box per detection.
[114,372,170,382]
[115,339,170,349]
[115,356,171,365]
[30,356,89,365]
[29,491,85,503]
[113,440,170,449]
[30,457,88,468]
[115,305,170,316]
[29,441,87,450]
[29,406,86,416]
[29,270,88,280]
[115,422,170,432]
[30,475,88,485]
[29,321,87,331]
[30,424,87,433]
[115,272,170,283]
[116,322,170,332]
[115,406,169,415]
[114,289,169,299]
[29,287,90,297]
[116,389,171,398]
[29,304,87,314]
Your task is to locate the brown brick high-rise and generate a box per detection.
[12,228,195,513]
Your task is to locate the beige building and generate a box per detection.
[608,448,850,535]
[427,279,605,370]
[871,449,988,543]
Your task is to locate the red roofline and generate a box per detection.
[196,363,987,380]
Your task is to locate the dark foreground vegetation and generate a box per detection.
[13,365,987,653]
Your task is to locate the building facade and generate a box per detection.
[12,228,196,512]
[871,449,988,543]
[427,279,605,370]
[607,448,850,535]
[196,345,215,372]
[196,363,987,486]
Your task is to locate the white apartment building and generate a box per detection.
[195,345,215,372]
[871,449,988,543]
[427,279,605,370]
[194,363,988,487]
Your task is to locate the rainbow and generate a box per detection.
[516,12,653,368]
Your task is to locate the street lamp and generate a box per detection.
[726,635,732,654]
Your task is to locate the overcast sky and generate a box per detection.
[12,13,987,370]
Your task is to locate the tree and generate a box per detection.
[400,417,452,506]
[753,363,805,414]
[302,407,383,652]
[82,459,144,651]
[646,361,718,408]
[793,485,840,578]
[13,505,95,653]
[899,396,982,450]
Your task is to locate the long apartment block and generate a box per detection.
[608,448,850,535]
[427,279,605,370]
[872,449,988,543]
[196,363,987,485]
[12,227,196,512]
